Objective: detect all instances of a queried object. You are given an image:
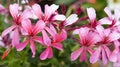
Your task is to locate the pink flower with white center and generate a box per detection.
[71,27,101,62]
[32,4,66,22]
[1,3,32,47]
[16,19,45,58]
[99,7,120,27]
[90,25,120,65]
[87,7,99,28]
[39,26,67,60]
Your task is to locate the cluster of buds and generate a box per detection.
[0,2,120,65]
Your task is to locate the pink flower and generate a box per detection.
[32,4,66,22]
[9,4,31,26]
[40,26,67,60]
[16,19,45,58]
[0,4,7,15]
[90,25,120,65]
[1,3,32,47]
[71,27,100,62]
[99,7,120,27]
[87,7,98,28]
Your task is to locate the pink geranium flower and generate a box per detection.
[32,4,66,22]
[16,19,45,58]
[39,25,67,60]
[90,25,120,65]
[1,3,31,47]
[87,7,99,28]
[32,4,67,46]
[71,27,100,62]
[99,7,120,27]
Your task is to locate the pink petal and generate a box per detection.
[109,49,118,62]
[103,45,111,58]
[34,20,45,34]
[87,47,94,55]
[32,4,43,19]
[20,27,28,35]
[12,28,19,47]
[16,40,29,51]
[44,5,50,20]
[40,47,51,60]
[90,46,101,63]
[102,48,108,65]
[44,4,59,20]
[104,7,112,19]
[33,36,44,45]
[114,40,120,48]
[117,52,120,62]
[53,14,66,21]
[54,29,67,42]
[71,47,84,61]
[79,49,87,62]
[87,31,101,45]
[21,19,32,33]
[47,47,53,58]
[9,4,19,20]
[98,17,112,25]
[109,41,119,62]
[104,28,111,37]
[45,27,56,37]
[64,14,78,26]
[109,31,120,41]
[30,40,36,58]
[78,27,90,43]
[87,7,96,21]
[19,9,32,21]
[50,24,57,34]
[1,25,16,37]
[0,41,5,47]
[42,30,51,46]
[114,8,120,21]
[52,43,63,51]
[0,4,7,15]
[93,32,101,43]
[59,29,67,41]
[96,25,104,37]
[72,29,80,35]
[79,27,90,37]
[50,4,59,13]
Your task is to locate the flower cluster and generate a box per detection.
[0,3,78,60]
[71,7,120,65]
[1,3,120,65]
